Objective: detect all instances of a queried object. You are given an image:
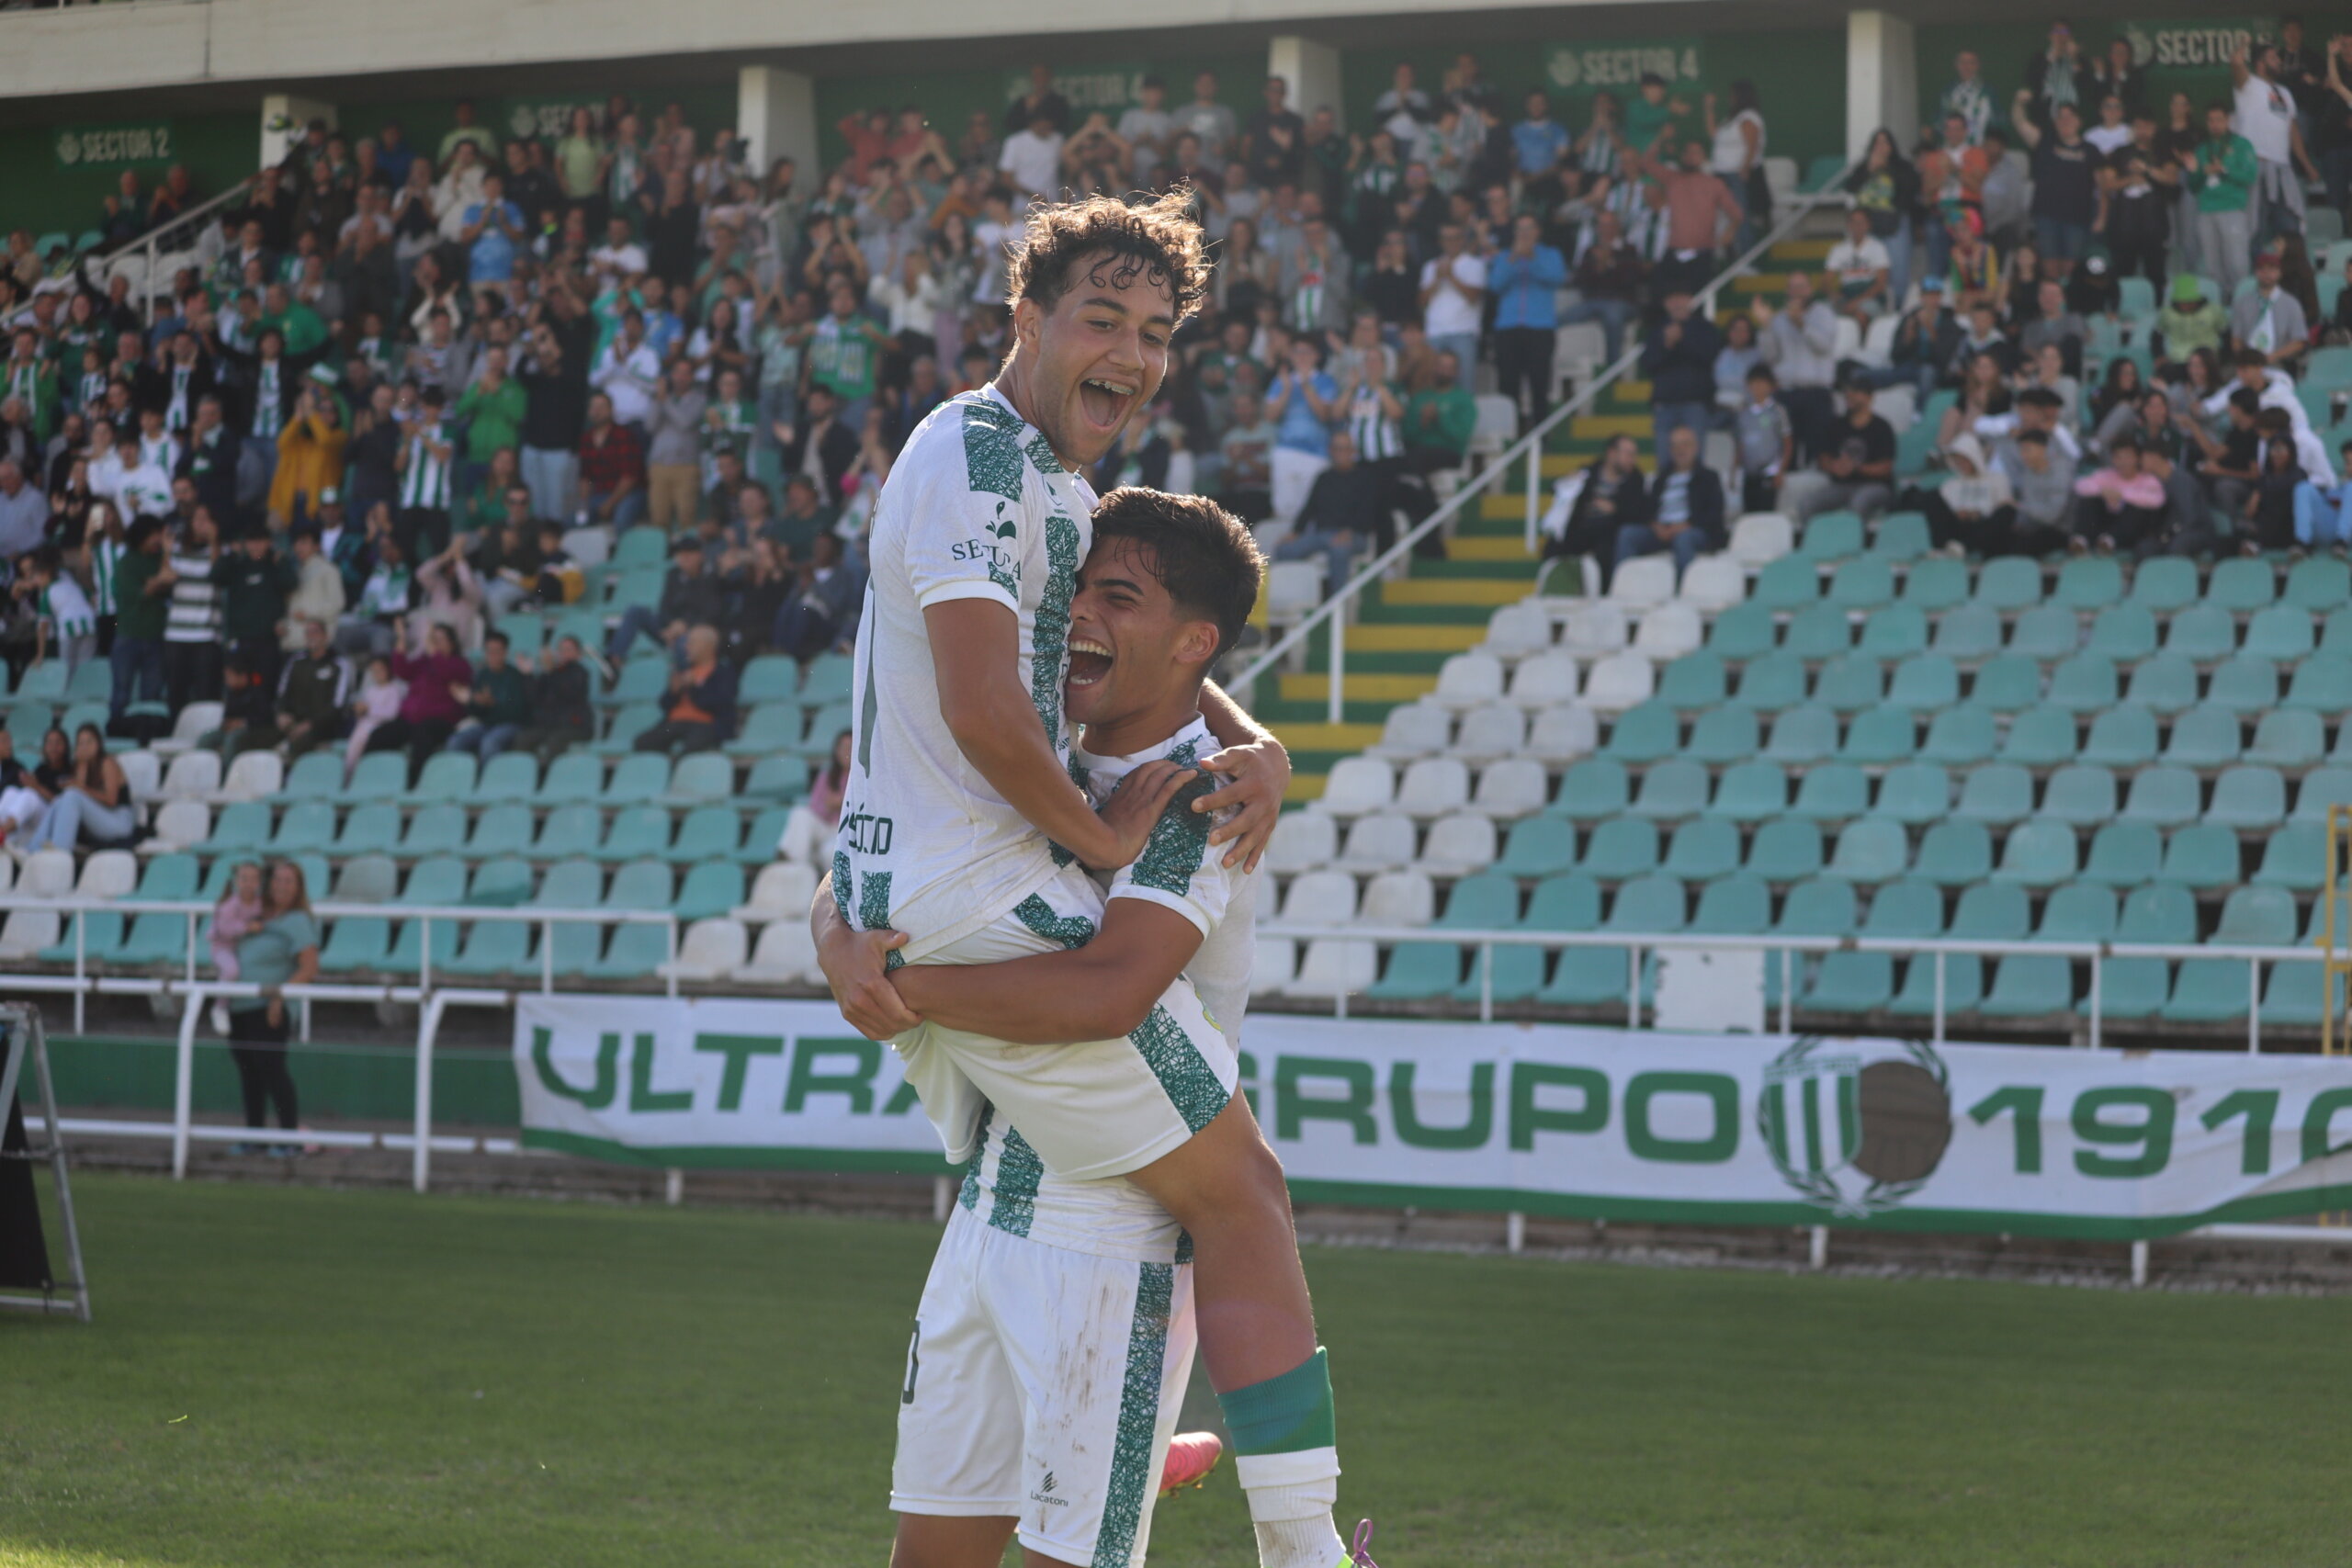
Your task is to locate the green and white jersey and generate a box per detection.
[115,459,175,520]
[807,314,881,401]
[399,421,453,510]
[40,576,94,640]
[88,536,123,612]
[835,385,1094,962]
[956,717,1259,1266]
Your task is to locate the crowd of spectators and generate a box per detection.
[1545,26,2352,590]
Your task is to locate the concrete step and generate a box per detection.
[1270,721,1385,753]
[1340,622,1491,652]
[1379,577,1535,607]
[1278,671,1440,704]
[1447,536,1539,564]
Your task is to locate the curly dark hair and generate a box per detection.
[1005,188,1210,325]
[1091,486,1262,659]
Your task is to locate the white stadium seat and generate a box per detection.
[116,750,160,807]
[1730,513,1795,569]
[1396,758,1471,819]
[145,798,209,854]
[0,910,58,961]
[1317,756,1395,819]
[21,850,74,898]
[153,703,220,757]
[1873,384,1917,434]
[1608,555,1677,610]
[1473,758,1551,818]
[218,749,285,804]
[1335,812,1418,874]
[1678,554,1747,613]
[1430,652,1505,711]
[1469,395,1517,457]
[1579,651,1655,716]
[732,861,820,925]
[1860,313,1900,368]
[1479,599,1553,660]
[1360,870,1435,928]
[1560,603,1629,657]
[1418,813,1499,877]
[665,919,749,982]
[1527,703,1601,764]
[1251,938,1297,996]
[1368,701,1451,761]
[1279,870,1360,928]
[733,921,823,986]
[1633,603,1702,662]
[159,750,220,804]
[1286,939,1378,998]
[1264,809,1339,875]
[1264,560,1325,625]
[1449,703,1527,766]
[1506,650,1579,710]
[76,851,137,899]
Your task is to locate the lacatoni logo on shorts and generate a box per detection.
[1031,1471,1069,1508]
[1758,1038,1953,1218]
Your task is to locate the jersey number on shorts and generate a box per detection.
[901,1321,922,1404]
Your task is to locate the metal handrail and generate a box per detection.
[1232,163,1859,726]
[85,171,262,322]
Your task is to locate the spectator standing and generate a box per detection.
[1418,223,1486,389]
[2233,40,2314,244]
[1559,209,1645,364]
[2233,247,2308,367]
[2183,101,2257,304]
[1940,51,1994,144]
[577,391,647,529]
[1638,288,1724,457]
[1732,363,1792,513]
[517,322,584,522]
[163,504,222,712]
[1487,216,1565,434]
[1755,273,1838,462]
[218,524,294,675]
[2008,96,2098,273]
[1216,391,1275,523]
[454,344,526,495]
[0,458,46,559]
[1265,338,1338,525]
[1703,83,1768,248]
[644,358,707,533]
[222,860,320,1156]
[394,385,456,560]
[1644,139,1740,296]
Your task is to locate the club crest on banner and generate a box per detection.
[1758,1037,1953,1218]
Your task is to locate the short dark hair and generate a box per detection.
[2018,387,2063,411]
[1007,189,1210,324]
[483,629,509,649]
[1089,486,1263,660]
[2229,387,2262,414]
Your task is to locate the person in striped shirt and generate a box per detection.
[21,547,96,682]
[394,385,456,561]
[163,504,224,713]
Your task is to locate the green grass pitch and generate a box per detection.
[4,1173,2348,1566]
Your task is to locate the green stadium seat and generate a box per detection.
[1600,701,1679,764]
[10,663,63,707]
[1540,873,1684,1008]
[1440,874,1521,929]
[2161,705,2243,770]
[1786,763,1869,823]
[2154,824,2240,892]
[467,856,537,908]
[5,703,53,754]
[2284,557,2351,613]
[333,854,399,905]
[2253,822,2326,891]
[1812,654,1883,714]
[612,526,668,571]
[333,802,401,856]
[269,800,337,853]
[2041,765,2118,827]
[1763,704,1838,764]
[267,750,343,806]
[441,908,535,977]
[597,658,669,711]
[1708,761,1788,823]
[1827,558,1893,612]
[607,567,666,614]
[1980,951,2076,1017]
[474,751,539,805]
[1954,764,2034,826]
[1883,654,1958,711]
[529,751,603,807]
[739,655,800,706]
[1704,602,1776,659]
[1496,816,1577,877]
[1989,818,2079,888]
[595,806,673,863]
[1827,816,1909,883]
[1681,705,1758,763]
[2164,604,2237,663]
[2086,604,2157,662]
[195,801,271,855]
[318,915,392,975]
[2101,883,2195,1018]
[2126,557,2199,613]
[2008,604,2080,662]
[1799,512,1864,562]
[2258,964,2340,1028]
[743,755,810,801]
[665,806,742,864]
[723,705,804,759]
[1781,604,1852,662]
[1973,558,2042,612]
[1839,705,1916,766]
[2119,882,2197,943]
[37,911,125,966]
[1875,763,1950,825]
[401,752,477,807]
[1920,704,1997,766]
[1970,655,2042,712]
[1689,874,1770,935]
[2080,704,2157,769]
[1734,651,1807,711]
[1662,818,1742,881]
[601,753,672,807]
[2206,765,2286,831]
[466,804,535,859]
[334,751,408,806]
[1579,818,1658,882]
[1858,605,1928,660]
[590,862,680,980]
[2116,765,2200,829]
[523,859,608,976]
[1751,556,1820,613]
[2248,709,2323,769]
[128,853,199,902]
[2052,557,2123,611]
[398,803,469,858]
[733,807,794,865]
[1776,876,1858,939]
[1999,705,2078,768]
[1369,941,1464,1000]
[525,804,598,862]
[2205,558,2277,613]
[1928,594,2004,658]
[798,654,855,710]
[2206,655,2278,714]
[1870,513,1930,562]
[593,703,663,756]
[1629,759,1710,820]
[666,752,734,804]
[1455,874,1597,1004]
[2122,651,2199,715]
[2243,604,2314,662]
[1655,653,1729,712]
[399,856,468,906]
[1747,817,1824,883]
[1550,760,1629,822]
[1901,557,1971,612]
[796,702,855,759]
[2295,766,2352,824]
[2165,886,2300,1024]
[2045,655,2118,715]
[2088,818,2154,888]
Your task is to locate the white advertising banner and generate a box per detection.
[514,998,2352,1239]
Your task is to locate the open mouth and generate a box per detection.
[1078,376,1136,433]
[1067,637,1114,687]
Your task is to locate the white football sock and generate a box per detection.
[1237,1450,1346,1568]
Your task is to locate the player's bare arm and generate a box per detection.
[1195,680,1290,873]
[925,595,1191,870]
[878,893,1201,1044]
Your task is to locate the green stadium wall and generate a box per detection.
[51,1034,520,1127]
[4,111,255,253]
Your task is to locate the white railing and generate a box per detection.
[1258,920,2339,1054]
[1231,166,1858,726]
[85,171,261,322]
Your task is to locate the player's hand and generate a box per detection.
[1087,759,1190,871]
[1196,736,1291,873]
[817,922,920,1040]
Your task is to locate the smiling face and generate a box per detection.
[1063,532,1217,729]
[1007,250,1174,468]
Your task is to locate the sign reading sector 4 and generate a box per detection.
[514,999,2352,1239]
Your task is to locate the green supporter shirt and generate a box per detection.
[469,662,530,728]
[1406,385,1476,458]
[2192,134,2256,214]
[456,378,528,463]
[228,910,320,1012]
[114,548,168,639]
[220,552,296,643]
